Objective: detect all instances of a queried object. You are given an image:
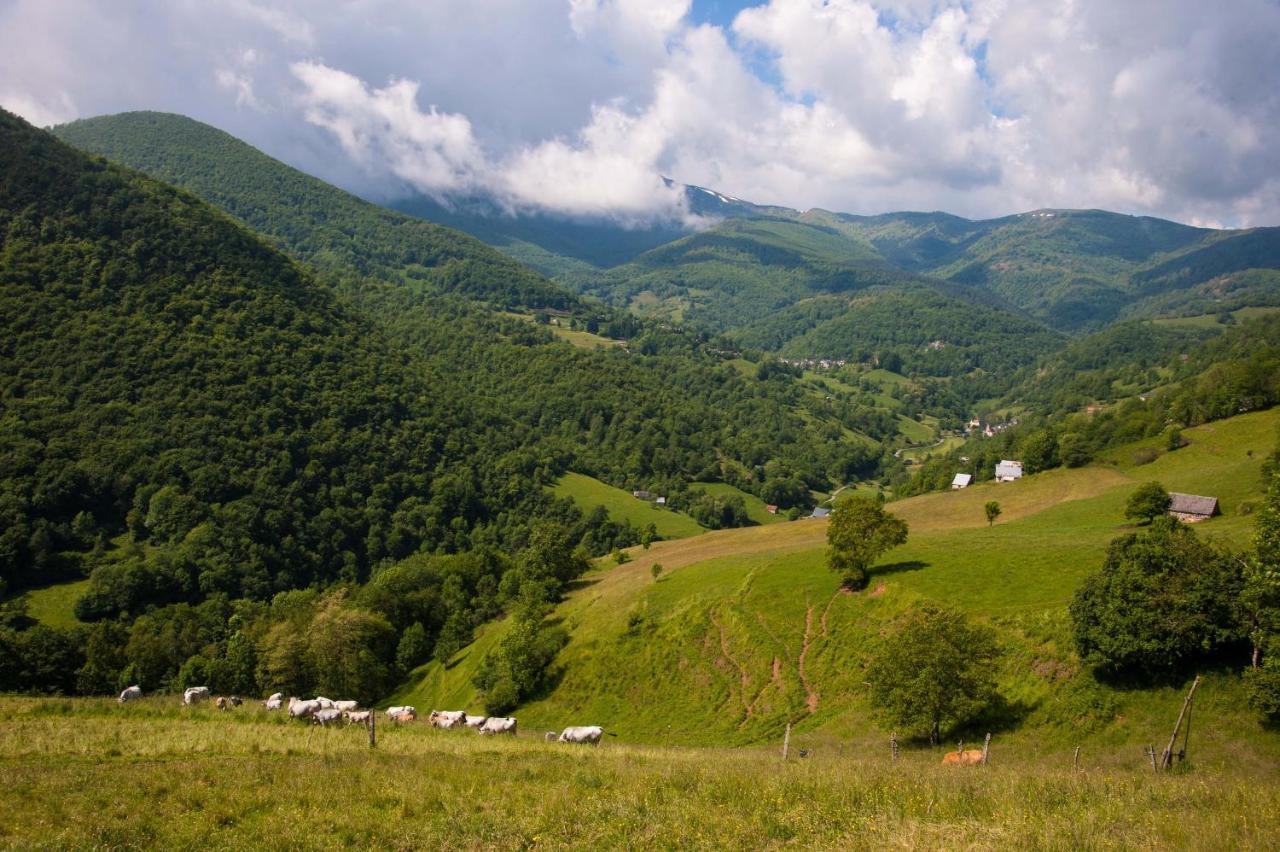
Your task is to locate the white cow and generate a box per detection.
[118,686,142,703]
[558,726,604,745]
[463,715,488,729]
[313,697,336,709]
[313,708,343,726]
[429,710,466,729]
[345,710,372,725]
[333,700,359,712]
[183,686,211,705]
[478,717,517,736]
[289,697,321,719]
[264,693,284,710]
[390,709,417,724]
[385,705,415,719]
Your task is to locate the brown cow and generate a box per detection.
[941,749,984,765]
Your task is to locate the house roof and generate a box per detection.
[1169,492,1219,516]
[811,507,831,518]
[952,473,973,486]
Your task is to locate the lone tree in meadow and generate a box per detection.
[1125,481,1172,525]
[866,605,1001,744]
[984,501,1002,527]
[826,496,908,590]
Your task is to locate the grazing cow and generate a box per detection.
[345,710,372,725]
[429,710,466,729]
[118,686,142,703]
[942,749,984,766]
[557,726,604,745]
[390,710,417,724]
[288,697,321,719]
[216,696,230,711]
[544,731,559,742]
[333,700,359,713]
[313,697,335,709]
[385,705,415,719]
[229,696,242,707]
[183,686,211,705]
[463,715,487,729]
[478,717,517,736]
[313,708,343,726]
[264,693,284,710]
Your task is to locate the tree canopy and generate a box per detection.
[826,497,908,589]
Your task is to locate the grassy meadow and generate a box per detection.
[22,579,89,629]
[399,410,1280,760]
[549,472,706,539]
[1,696,1277,849]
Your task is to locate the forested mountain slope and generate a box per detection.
[385,179,1280,339]
[50,111,886,498]
[0,108,498,597]
[53,112,578,313]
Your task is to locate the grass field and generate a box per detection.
[1151,306,1280,329]
[402,410,1280,759]
[550,472,706,539]
[1,697,1277,849]
[21,579,89,628]
[692,481,786,525]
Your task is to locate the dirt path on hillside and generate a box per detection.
[797,604,819,713]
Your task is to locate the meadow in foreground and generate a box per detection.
[1,697,1277,850]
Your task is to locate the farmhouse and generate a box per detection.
[765,504,779,515]
[632,490,653,500]
[811,507,831,519]
[951,473,973,489]
[1168,492,1220,522]
[994,460,1023,482]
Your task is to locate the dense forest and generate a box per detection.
[0,109,890,700]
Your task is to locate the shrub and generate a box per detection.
[1070,518,1245,679]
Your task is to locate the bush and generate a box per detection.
[1125,482,1171,524]
[1070,518,1245,679]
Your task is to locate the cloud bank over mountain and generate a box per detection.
[3,0,1278,227]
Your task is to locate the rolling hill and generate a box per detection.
[392,409,1279,754]
[386,183,1280,340]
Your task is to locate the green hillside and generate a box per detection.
[0,107,508,598]
[551,473,705,539]
[53,112,578,313]
[396,410,1278,752]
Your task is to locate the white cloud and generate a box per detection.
[0,0,1277,227]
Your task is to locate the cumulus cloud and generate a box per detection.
[0,0,1277,227]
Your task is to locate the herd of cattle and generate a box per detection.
[116,685,606,744]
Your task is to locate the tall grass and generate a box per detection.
[0,697,1276,849]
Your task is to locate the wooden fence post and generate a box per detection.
[1160,675,1200,770]
[368,710,376,749]
[890,732,898,762]
[1145,745,1158,772]
[981,732,991,765]
[1073,746,1080,772]
[782,722,791,761]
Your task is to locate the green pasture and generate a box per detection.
[1,696,1277,849]
[549,472,705,539]
[406,409,1280,755]
[692,481,786,525]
